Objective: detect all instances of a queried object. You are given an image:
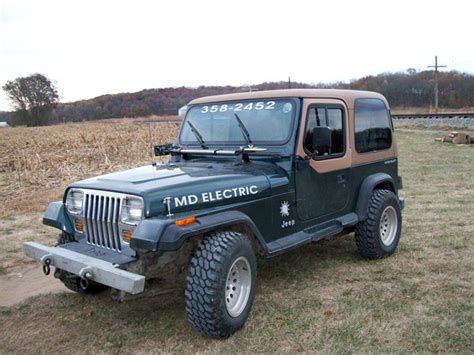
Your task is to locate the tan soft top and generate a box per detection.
[188,89,389,110]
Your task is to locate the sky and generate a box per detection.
[1,0,473,111]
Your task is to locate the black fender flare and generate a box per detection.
[355,173,397,221]
[43,201,74,235]
[131,210,268,254]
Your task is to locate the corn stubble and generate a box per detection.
[0,118,179,218]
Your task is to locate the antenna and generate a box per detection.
[428,55,447,112]
[148,121,154,164]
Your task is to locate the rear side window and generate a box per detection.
[354,99,392,153]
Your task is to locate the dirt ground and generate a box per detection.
[0,126,472,352]
[0,265,68,307]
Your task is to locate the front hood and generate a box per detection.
[70,160,288,216]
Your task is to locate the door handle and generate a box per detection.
[337,174,346,184]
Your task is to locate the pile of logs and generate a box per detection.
[435,131,473,144]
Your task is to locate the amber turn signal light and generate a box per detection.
[74,219,83,232]
[175,216,196,227]
[122,229,132,242]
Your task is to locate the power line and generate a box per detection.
[428,55,447,111]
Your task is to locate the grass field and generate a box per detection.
[0,121,473,352]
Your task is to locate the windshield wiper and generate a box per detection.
[186,120,207,149]
[233,113,253,148]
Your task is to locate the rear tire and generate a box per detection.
[185,231,257,338]
[355,189,402,259]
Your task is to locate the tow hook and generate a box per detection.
[80,277,89,290]
[40,254,53,275]
[79,266,94,290]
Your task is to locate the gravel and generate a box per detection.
[393,116,474,129]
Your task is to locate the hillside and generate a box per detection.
[1,70,474,126]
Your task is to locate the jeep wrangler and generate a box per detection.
[24,89,404,338]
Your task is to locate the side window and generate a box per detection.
[354,99,392,153]
[304,106,344,158]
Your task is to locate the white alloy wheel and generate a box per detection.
[225,256,252,317]
[379,205,398,246]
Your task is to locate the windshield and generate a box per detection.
[179,99,296,146]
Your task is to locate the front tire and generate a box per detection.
[54,233,108,294]
[355,189,402,259]
[57,270,108,295]
[185,231,257,338]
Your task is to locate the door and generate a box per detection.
[295,99,352,221]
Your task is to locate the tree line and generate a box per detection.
[2,70,474,126]
[341,70,474,108]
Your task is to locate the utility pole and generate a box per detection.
[428,55,446,112]
[288,76,291,89]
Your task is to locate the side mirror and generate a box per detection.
[154,143,173,156]
[178,105,188,118]
[311,127,331,156]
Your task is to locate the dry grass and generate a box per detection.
[0,123,473,352]
[0,214,52,271]
[0,118,179,218]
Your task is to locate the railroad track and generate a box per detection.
[392,113,474,119]
[391,112,474,128]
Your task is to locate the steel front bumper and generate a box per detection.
[23,242,145,294]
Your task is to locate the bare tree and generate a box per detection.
[2,73,59,126]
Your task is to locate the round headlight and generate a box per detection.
[66,189,84,214]
[121,196,144,225]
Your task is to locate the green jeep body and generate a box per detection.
[24,89,404,338]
